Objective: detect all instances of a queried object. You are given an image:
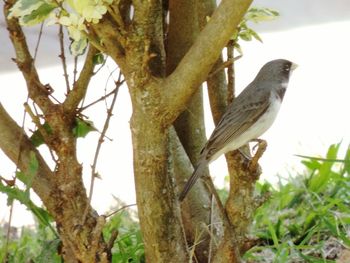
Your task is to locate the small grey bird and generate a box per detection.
[179,59,297,201]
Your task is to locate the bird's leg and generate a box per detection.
[251,138,265,152]
[238,148,251,161]
[237,148,251,170]
[248,139,267,173]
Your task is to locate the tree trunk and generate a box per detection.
[129,81,188,262]
[1,0,254,261]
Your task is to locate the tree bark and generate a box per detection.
[0,105,110,262]
[129,82,188,262]
[2,0,254,261]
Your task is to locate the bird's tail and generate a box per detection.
[178,161,207,201]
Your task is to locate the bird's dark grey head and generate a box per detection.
[256,59,296,83]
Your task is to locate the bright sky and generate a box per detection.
[1,20,350,226]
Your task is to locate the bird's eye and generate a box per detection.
[283,65,291,72]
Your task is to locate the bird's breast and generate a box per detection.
[250,93,282,136]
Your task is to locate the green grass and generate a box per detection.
[103,208,145,263]
[244,143,350,262]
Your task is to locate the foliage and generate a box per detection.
[244,143,350,262]
[0,225,61,263]
[0,153,55,234]
[0,207,144,263]
[0,150,59,263]
[30,118,96,146]
[8,0,57,26]
[103,208,144,263]
[8,0,113,55]
[30,122,53,147]
[234,7,279,54]
[8,1,278,56]
[72,117,97,138]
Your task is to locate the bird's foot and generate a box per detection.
[248,139,267,173]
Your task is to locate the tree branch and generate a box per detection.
[58,25,71,94]
[207,56,229,125]
[0,104,56,206]
[167,0,207,166]
[63,45,98,112]
[162,0,252,125]
[4,0,54,112]
[89,16,127,72]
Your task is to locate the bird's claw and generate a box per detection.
[248,139,267,173]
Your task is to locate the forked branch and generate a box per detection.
[162,0,252,126]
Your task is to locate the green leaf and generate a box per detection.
[301,158,321,170]
[239,30,252,41]
[8,0,57,26]
[72,118,97,138]
[70,37,88,56]
[0,180,55,230]
[16,152,38,191]
[246,7,279,23]
[266,219,279,247]
[233,6,279,49]
[248,28,263,43]
[93,52,105,65]
[34,239,61,262]
[233,42,243,55]
[8,0,43,18]
[30,122,52,147]
[308,144,340,192]
[342,144,350,175]
[20,2,57,25]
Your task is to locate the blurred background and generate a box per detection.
[1,0,350,226]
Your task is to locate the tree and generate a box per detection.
[0,0,276,262]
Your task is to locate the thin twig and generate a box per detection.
[104,203,137,218]
[79,66,120,112]
[81,72,124,224]
[78,86,120,112]
[58,25,70,93]
[226,40,235,104]
[24,102,47,138]
[208,55,242,79]
[203,176,226,218]
[33,22,44,62]
[208,194,215,263]
[4,95,29,260]
[4,201,15,262]
[73,56,78,84]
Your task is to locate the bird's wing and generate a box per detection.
[203,92,271,161]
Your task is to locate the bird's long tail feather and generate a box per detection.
[178,161,207,201]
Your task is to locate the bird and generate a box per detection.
[178,59,297,201]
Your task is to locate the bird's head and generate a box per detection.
[257,59,297,83]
